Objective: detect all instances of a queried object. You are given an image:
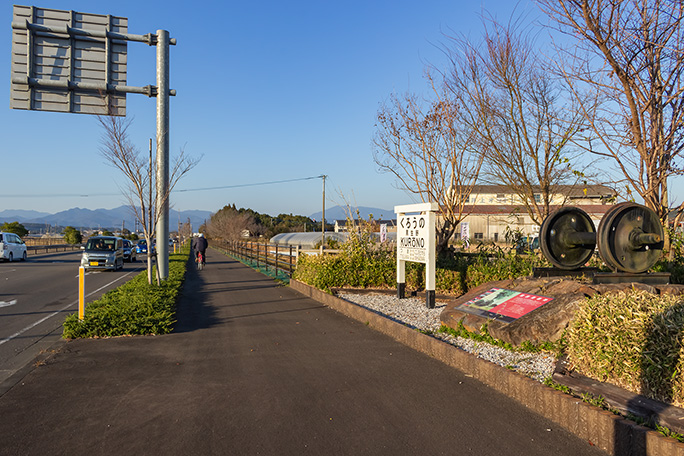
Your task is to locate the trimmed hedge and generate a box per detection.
[465,250,540,290]
[293,244,541,295]
[62,249,189,338]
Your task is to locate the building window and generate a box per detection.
[534,194,542,203]
[497,193,506,203]
[474,232,484,240]
[493,233,499,242]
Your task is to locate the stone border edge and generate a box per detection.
[290,279,684,456]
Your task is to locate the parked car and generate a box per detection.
[0,232,27,262]
[80,236,124,270]
[122,239,137,262]
[515,235,540,254]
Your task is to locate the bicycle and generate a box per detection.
[196,251,204,271]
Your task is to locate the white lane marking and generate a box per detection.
[0,300,18,308]
[0,268,143,346]
[76,270,122,278]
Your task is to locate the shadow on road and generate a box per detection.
[173,256,219,334]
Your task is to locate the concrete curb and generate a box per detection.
[290,279,684,456]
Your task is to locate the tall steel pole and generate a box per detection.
[155,30,170,279]
[321,175,327,249]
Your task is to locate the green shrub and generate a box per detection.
[294,230,397,291]
[294,232,553,295]
[62,249,189,338]
[465,246,544,290]
[566,289,684,406]
[293,240,471,294]
[651,230,684,284]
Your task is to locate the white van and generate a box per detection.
[0,232,27,262]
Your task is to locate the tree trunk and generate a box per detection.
[147,254,153,285]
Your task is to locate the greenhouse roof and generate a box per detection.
[270,232,348,249]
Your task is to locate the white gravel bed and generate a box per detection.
[338,292,556,383]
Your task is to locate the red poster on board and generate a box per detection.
[458,288,553,322]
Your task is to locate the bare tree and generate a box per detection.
[179,217,193,245]
[373,79,484,254]
[99,114,200,284]
[442,16,590,226]
[206,206,256,242]
[538,0,684,248]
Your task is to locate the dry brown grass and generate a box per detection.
[567,289,684,406]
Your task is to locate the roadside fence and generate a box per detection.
[27,244,82,255]
[23,237,66,246]
[212,240,298,279]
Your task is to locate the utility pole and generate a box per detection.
[321,175,327,250]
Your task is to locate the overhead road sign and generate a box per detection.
[9,4,177,281]
[10,5,176,115]
[11,5,127,115]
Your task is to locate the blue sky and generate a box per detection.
[3,0,539,217]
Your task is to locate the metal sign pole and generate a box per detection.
[156,30,170,279]
[11,7,177,280]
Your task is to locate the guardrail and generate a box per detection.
[26,244,82,255]
[23,237,66,246]
[213,240,298,278]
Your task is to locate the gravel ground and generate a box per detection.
[338,292,557,382]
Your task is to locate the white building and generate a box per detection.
[453,184,617,242]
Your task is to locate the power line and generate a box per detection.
[0,175,327,198]
[174,175,326,193]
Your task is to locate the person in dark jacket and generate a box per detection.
[192,233,208,265]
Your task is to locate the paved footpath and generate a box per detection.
[0,250,606,455]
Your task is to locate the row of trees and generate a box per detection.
[374,0,684,255]
[1,222,83,245]
[204,204,317,242]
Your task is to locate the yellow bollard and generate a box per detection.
[79,266,85,320]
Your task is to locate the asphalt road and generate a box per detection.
[0,251,144,385]
[0,251,607,455]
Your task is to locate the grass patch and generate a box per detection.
[438,321,563,355]
[62,248,189,338]
[543,378,571,394]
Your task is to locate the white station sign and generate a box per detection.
[394,202,438,308]
[398,214,429,263]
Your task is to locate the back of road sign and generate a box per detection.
[10,5,128,115]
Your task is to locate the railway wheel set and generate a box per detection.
[539,202,664,273]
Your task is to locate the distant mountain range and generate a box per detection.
[310,205,395,222]
[0,204,394,234]
[0,206,213,233]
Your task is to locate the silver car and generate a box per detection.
[0,232,27,262]
[80,236,124,270]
